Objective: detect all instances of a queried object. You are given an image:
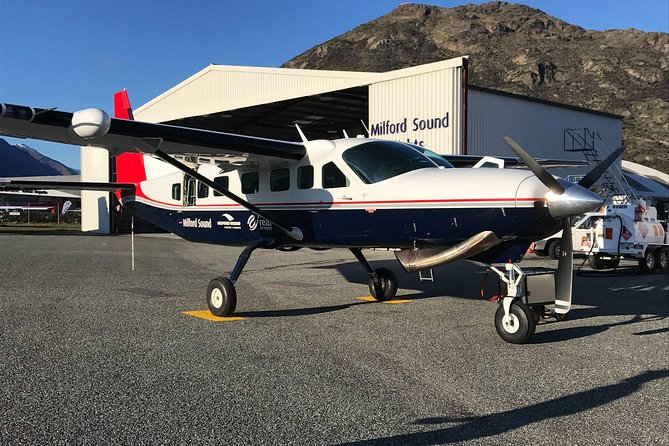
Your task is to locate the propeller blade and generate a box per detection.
[554,219,573,314]
[577,146,625,189]
[502,136,565,194]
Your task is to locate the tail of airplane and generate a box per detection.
[113,90,146,185]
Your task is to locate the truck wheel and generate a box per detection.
[589,255,606,270]
[548,240,561,260]
[604,259,620,269]
[655,248,669,273]
[639,249,657,274]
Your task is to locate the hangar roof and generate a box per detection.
[133,58,468,141]
[133,57,621,143]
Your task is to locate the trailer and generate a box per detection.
[535,200,669,273]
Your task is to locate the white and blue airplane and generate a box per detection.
[0,91,622,343]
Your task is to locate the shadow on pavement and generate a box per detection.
[336,369,669,446]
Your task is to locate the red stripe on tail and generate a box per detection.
[113,90,133,120]
[113,90,146,199]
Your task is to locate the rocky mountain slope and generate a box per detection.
[0,138,77,177]
[283,2,668,173]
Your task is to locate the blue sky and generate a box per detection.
[1,0,667,170]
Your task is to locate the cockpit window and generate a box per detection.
[405,144,454,168]
[342,141,445,184]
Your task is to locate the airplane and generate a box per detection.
[0,91,623,343]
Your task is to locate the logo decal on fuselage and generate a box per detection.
[247,214,273,231]
[183,217,212,229]
[217,213,241,230]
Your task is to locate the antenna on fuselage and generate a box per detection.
[343,129,350,138]
[360,119,370,137]
[295,124,309,143]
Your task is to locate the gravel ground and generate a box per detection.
[1,233,667,445]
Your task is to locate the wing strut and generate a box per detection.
[146,142,303,241]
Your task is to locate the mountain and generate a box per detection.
[0,138,78,177]
[283,2,669,173]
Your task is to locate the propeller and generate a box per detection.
[577,146,625,189]
[554,218,573,314]
[502,137,625,315]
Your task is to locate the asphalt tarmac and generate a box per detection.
[1,233,667,445]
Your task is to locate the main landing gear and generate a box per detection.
[206,240,273,317]
[350,248,398,301]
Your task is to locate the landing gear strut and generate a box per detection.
[350,248,398,301]
[206,239,273,316]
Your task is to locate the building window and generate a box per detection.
[171,183,181,200]
[213,176,229,196]
[322,162,349,189]
[197,181,209,198]
[241,172,259,194]
[297,166,313,189]
[270,168,290,192]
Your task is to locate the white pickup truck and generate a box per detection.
[534,201,669,273]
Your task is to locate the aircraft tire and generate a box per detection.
[207,277,237,316]
[368,268,397,301]
[494,301,536,344]
[548,240,561,260]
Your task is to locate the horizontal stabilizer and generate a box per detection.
[0,179,135,192]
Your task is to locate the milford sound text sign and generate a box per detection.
[370,113,449,136]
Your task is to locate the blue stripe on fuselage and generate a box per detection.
[123,199,559,254]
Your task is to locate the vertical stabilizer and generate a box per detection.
[113,90,146,186]
[113,89,134,120]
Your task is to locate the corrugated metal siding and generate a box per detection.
[368,66,464,154]
[467,89,623,160]
[135,66,372,123]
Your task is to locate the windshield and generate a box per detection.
[342,141,445,184]
[405,144,454,168]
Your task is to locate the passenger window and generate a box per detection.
[241,172,259,194]
[270,168,290,192]
[322,162,349,189]
[213,176,229,196]
[171,183,181,200]
[197,181,209,199]
[297,166,314,189]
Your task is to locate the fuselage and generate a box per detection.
[117,139,560,261]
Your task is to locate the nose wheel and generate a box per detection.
[494,300,536,344]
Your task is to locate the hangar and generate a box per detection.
[81,56,644,233]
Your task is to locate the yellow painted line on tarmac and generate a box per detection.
[356,296,412,304]
[181,310,246,322]
[383,299,412,304]
[357,296,377,302]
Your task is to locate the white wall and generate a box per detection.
[466,88,623,160]
[80,146,110,233]
[368,64,465,155]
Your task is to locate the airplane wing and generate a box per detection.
[443,154,589,169]
[0,103,306,162]
[0,101,306,240]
